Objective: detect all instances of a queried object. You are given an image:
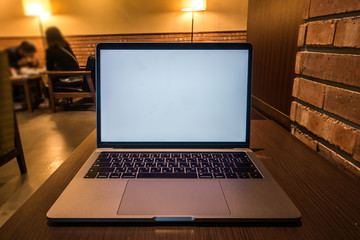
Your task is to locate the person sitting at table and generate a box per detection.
[45,27,85,104]
[5,41,39,70]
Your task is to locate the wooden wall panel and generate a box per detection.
[247,0,304,115]
[0,31,246,67]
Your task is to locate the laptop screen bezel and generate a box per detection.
[96,42,252,149]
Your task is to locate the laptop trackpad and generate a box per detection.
[117,180,230,216]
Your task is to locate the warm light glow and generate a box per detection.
[22,0,51,17]
[181,0,207,11]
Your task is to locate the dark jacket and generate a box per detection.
[5,46,38,69]
[46,44,79,71]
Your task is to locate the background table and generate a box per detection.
[0,120,359,239]
[11,75,43,112]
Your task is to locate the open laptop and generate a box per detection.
[47,42,301,222]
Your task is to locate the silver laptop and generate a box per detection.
[47,42,301,222]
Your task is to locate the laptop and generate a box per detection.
[47,42,301,222]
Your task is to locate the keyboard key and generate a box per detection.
[111,162,123,168]
[99,152,110,157]
[233,153,247,158]
[179,163,190,168]
[225,173,238,179]
[185,167,197,173]
[157,163,167,167]
[134,162,145,167]
[250,172,263,179]
[150,167,161,173]
[126,167,138,173]
[97,172,109,178]
[212,163,224,168]
[122,173,137,178]
[146,163,156,167]
[95,158,112,163]
[109,173,121,178]
[188,158,198,163]
[209,167,220,173]
[224,163,236,168]
[201,163,211,168]
[84,172,97,178]
[92,163,112,168]
[115,167,126,173]
[214,173,225,178]
[197,168,208,173]
[199,173,213,178]
[123,163,134,167]
[162,168,173,173]
[177,158,187,163]
[89,167,115,173]
[190,163,201,168]
[139,167,150,173]
[168,163,178,167]
[199,159,208,163]
[174,167,185,173]
[221,167,232,173]
[238,173,250,178]
[235,162,254,168]
[137,173,197,178]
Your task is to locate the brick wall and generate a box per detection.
[290,0,360,177]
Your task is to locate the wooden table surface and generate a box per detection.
[1,120,359,239]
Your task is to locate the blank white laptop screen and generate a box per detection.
[99,49,249,142]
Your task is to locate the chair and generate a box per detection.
[0,51,27,174]
[47,71,96,112]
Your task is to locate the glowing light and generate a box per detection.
[181,0,207,11]
[22,0,51,17]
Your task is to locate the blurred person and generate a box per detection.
[5,41,39,69]
[45,26,85,105]
[45,26,79,72]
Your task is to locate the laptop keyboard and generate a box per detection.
[84,152,263,179]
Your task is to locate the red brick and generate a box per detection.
[318,143,360,178]
[292,127,318,151]
[293,78,325,108]
[295,104,358,154]
[323,118,358,154]
[324,86,360,125]
[290,101,298,122]
[295,52,360,88]
[292,78,299,97]
[309,0,360,18]
[334,17,360,48]
[303,0,311,19]
[297,24,307,47]
[354,133,360,162]
[295,104,309,127]
[306,20,336,46]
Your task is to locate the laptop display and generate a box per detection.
[96,43,252,148]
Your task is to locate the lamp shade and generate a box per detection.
[181,0,206,11]
[22,0,51,16]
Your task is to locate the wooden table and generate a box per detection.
[11,75,43,112]
[0,120,359,239]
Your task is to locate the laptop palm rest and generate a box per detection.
[117,179,230,216]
